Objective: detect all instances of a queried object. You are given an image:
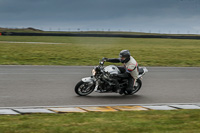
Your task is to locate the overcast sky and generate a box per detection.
[0,0,200,34]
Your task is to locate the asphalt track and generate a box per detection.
[0,65,200,107]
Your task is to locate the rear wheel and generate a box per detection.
[124,79,142,95]
[75,81,95,96]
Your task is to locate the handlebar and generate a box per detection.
[99,61,104,66]
[99,57,107,66]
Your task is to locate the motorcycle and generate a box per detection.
[75,58,148,96]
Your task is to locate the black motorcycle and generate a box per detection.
[75,58,148,96]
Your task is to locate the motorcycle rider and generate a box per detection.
[103,50,139,94]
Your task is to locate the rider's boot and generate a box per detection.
[126,77,134,93]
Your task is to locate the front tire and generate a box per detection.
[75,81,95,96]
[124,78,142,95]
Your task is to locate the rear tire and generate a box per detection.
[75,81,95,96]
[124,78,142,95]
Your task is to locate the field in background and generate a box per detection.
[0,110,200,133]
[0,36,200,66]
[1,27,200,36]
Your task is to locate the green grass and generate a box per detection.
[0,36,200,66]
[0,110,200,133]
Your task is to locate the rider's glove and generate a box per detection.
[102,57,108,62]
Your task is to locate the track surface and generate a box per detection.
[0,65,200,107]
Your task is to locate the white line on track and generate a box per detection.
[1,103,200,109]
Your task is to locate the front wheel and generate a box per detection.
[75,81,95,96]
[124,78,142,95]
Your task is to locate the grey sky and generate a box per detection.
[0,0,200,34]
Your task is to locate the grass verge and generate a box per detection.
[0,109,200,133]
[0,36,200,66]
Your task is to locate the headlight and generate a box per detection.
[92,69,96,76]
